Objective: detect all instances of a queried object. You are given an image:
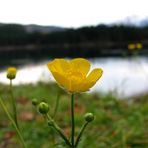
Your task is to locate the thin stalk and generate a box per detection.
[52,92,60,119]
[0,98,26,148]
[75,122,89,147]
[71,93,75,147]
[46,114,71,147]
[10,79,18,128]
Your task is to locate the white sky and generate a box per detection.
[0,0,148,28]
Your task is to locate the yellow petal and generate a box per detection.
[69,80,80,92]
[87,68,103,81]
[70,58,90,75]
[47,59,70,73]
[79,68,103,92]
[79,81,95,92]
[69,73,84,92]
[51,71,70,90]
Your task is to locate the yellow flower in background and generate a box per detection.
[128,43,136,50]
[136,43,143,49]
[7,67,17,80]
[47,58,103,93]
[128,43,143,50]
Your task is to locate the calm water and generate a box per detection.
[0,57,148,97]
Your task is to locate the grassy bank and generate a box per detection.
[0,82,148,148]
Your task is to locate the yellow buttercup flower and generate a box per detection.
[7,67,17,80]
[128,43,136,50]
[136,43,143,49]
[47,58,103,93]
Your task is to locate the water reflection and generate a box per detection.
[91,57,148,97]
[0,57,148,97]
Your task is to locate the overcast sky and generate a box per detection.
[0,0,148,28]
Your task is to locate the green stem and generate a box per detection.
[52,92,60,119]
[0,98,26,148]
[71,93,75,147]
[75,122,89,147]
[10,79,18,128]
[46,114,71,147]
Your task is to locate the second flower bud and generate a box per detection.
[38,102,49,114]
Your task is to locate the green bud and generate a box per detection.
[32,99,39,106]
[38,102,49,114]
[84,113,94,122]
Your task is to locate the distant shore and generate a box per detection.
[0,42,148,60]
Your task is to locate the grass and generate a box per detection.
[0,82,148,148]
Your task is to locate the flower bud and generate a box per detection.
[7,67,17,80]
[32,98,39,106]
[38,102,49,114]
[84,113,94,122]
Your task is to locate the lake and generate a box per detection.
[0,56,148,97]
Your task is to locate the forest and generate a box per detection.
[0,23,148,58]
